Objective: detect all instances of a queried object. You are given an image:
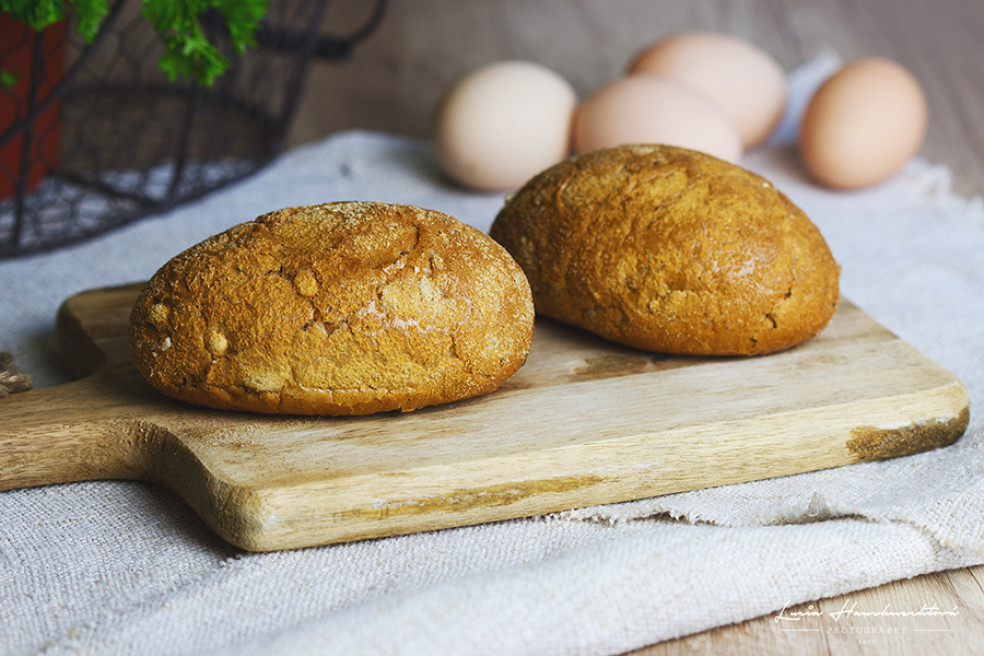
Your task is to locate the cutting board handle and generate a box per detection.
[0,374,144,490]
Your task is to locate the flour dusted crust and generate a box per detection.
[489,144,840,355]
[129,201,535,415]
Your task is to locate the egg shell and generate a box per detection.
[432,60,577,192]
[573,74,742,162]
[629,32,787,149]
[799,58,928,190]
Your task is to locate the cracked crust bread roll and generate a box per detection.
[489,144,840,356]
[129,201,535,415]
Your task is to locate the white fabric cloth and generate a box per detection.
[3,54,984,655]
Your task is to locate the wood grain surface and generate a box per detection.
[0,284,967,553]
[286,0,984,652]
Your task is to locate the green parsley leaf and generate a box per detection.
[0,0,65,31]
[71,0,109,42]
[1,70,21,89]
[142,0,268,86]
[0,0,107,41]
[2,0,267,87]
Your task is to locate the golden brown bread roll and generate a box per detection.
[129,201,534,415]
[489,144,840,355]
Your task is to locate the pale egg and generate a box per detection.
[629,32,787,149]
[432,60,577,191]
[573,74,742,162]
[799,58,928,190]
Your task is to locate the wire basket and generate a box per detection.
[0,0,386,258]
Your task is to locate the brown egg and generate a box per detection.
[573,74,742,162]
[629,32,787,150]
[799,58,928,190]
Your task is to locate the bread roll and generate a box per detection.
[489,144,839,355]
[130,201,534,415]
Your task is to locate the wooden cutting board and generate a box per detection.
[1,283,970,551]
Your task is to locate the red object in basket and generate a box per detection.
[0,14,66,200]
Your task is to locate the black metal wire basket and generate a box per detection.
[0,0,386,258]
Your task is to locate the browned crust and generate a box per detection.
[489,144,840,355]
[129,202,535,415]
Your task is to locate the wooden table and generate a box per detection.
[288,1,984,653]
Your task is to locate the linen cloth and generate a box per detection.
[2,54,984,655]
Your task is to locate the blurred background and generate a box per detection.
[292,0,983,196]
[2,0,981,257]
